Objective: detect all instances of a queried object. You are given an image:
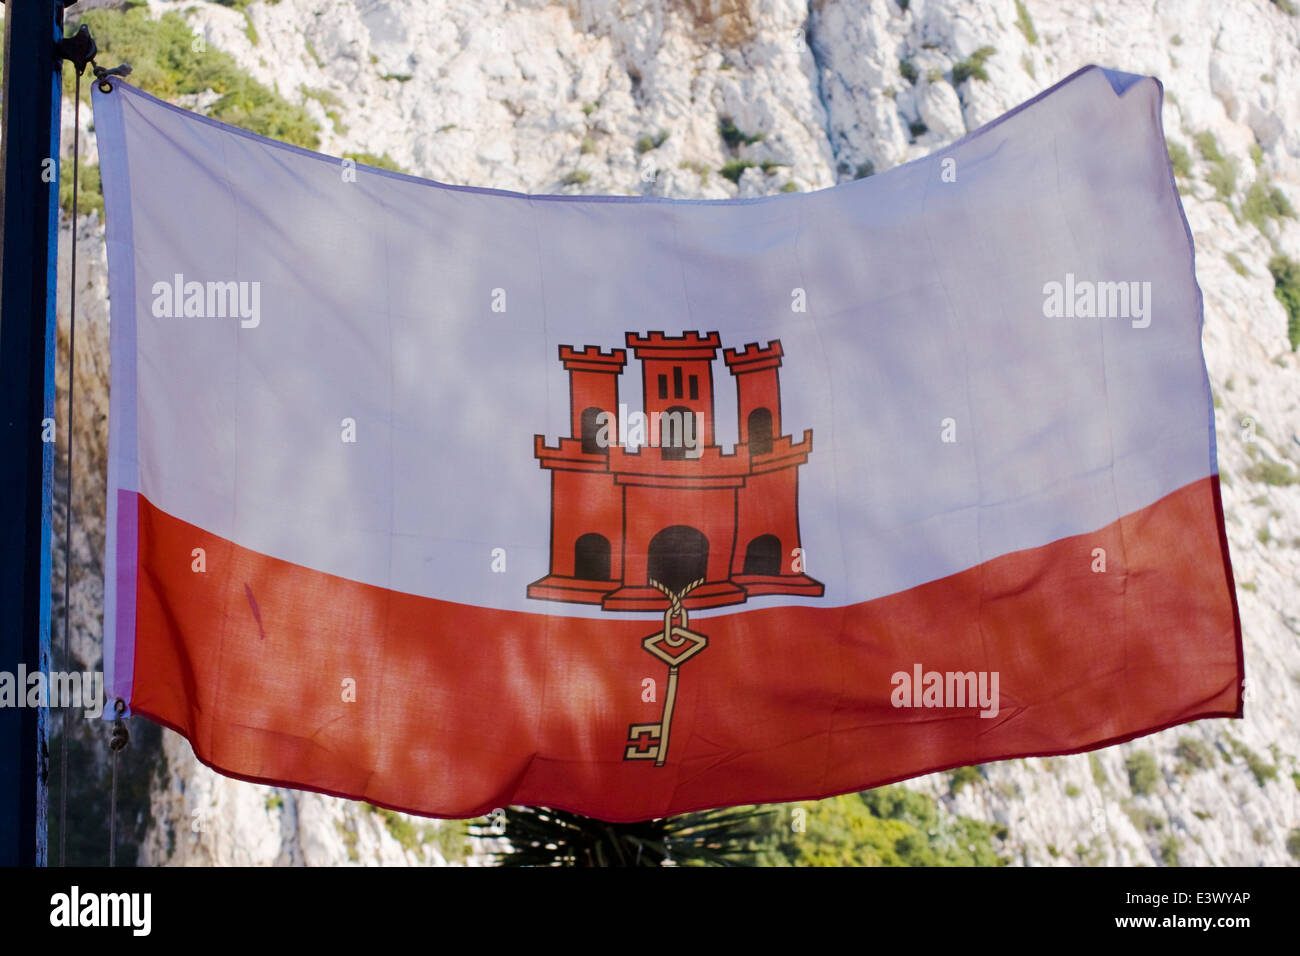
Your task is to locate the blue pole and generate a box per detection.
[0,0,63,866]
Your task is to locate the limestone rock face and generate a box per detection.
[47,0,1300,865]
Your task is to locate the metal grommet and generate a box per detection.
[109,698,130,753]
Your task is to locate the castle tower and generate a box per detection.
[724,340,822,597]
[626,331,720,454]
[526,345,627,606]
[561,344,626,452]
[724,340,783,455]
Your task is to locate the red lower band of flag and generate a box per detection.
[124,475,1241,821]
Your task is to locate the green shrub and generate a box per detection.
[951,46,996,84]
[1245,459,1297,487]
[1194,130,1223,163]
[1226,252,1249,277]
[1226,737,1278,786]
[1268,255,1300,351]
[1123,800,1166,833]
[899,58,918,85]
[1090,753,1108,787]
[1125,751,1160,795]
[636,130,668,154]
[718,117,763,149]
[949,764,982,793]
[70,8,320,150]
[1159,834,1182,866]
[429,820,470,863]
[1243,181,1297,233]
[749,786,1008,867]
[677,160,710,184]
[1167,142,1192,178]
[719,159,755,184]
[1015,1,1038,44]
[561,169,590,186]
[1175,737,1215,771]
[370,806,431,854]
[303,86,342,108]
[343,151,404,173]
[1206,157,1237,201]
[59,161,103,221]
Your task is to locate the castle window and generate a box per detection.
[659,406,691,460]
[580,406,608,455]
[748,407,774,455]
[743,534,782,576]
[658,374,668,399]
[689,374,699,400]
[574,533,612,581]
[673,366,684,398]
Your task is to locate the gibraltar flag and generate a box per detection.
[95,66,1242,821]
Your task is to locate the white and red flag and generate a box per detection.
[94,66,1241,821]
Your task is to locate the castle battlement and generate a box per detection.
[723,340,784,370]
[559,344,627,371]
[626,330,721,359]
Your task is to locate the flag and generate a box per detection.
[94,65,1242,822]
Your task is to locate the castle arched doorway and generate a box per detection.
[742,534,782,576]
[574,533,611,581]
[647,525,709,593]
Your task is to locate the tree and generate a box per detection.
[472,805,775,867]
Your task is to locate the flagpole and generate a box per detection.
[0,0,65,866]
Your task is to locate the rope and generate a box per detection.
[55,18,133,870]
[649,578,703,647]
[57,66,84,870]
[108,699,129,867]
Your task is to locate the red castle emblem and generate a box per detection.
[528,331,824,612]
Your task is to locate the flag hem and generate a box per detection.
[133,703,1242,824]
[94,83,141,719]
[100,64,1147,208]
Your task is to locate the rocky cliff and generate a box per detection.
[42,0,1300,864]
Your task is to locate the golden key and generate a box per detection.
[625,579,708,766]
